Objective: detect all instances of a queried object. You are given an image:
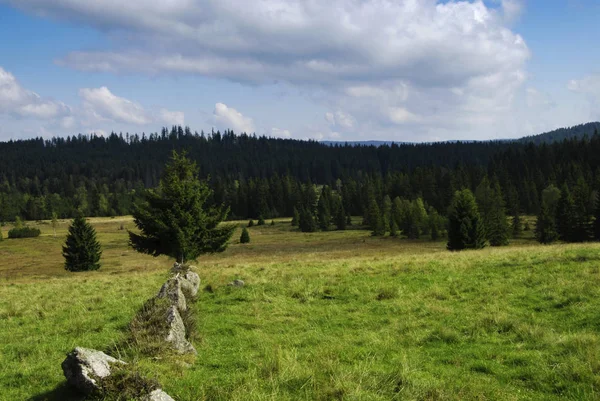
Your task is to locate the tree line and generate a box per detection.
[1,125,600,245]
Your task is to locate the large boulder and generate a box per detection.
[157,277,187,312]
[181,271,200,297]
[140,389,176,401]
[61,347,126,395]
[165,306,197,354]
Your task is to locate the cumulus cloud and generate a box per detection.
[79,87,150,125]
[269,127,292,138]
[79,86,184,126]
[7,0,533,140]
[568,74,600,119]
[0,66,70,119]
[325,111,355,130]
[212,103,255,133]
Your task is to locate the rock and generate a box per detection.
[61,347,126,395]
[181,271,200,297]
[157,277,187,312]
[140,389,176,401]
[165,306,196,354]
[228,279,245,287]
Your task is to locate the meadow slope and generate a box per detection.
[0,218,599,400]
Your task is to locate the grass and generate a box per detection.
[1,217,600,400]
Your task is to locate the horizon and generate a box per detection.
[1,1,600,143]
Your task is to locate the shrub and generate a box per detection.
[8,226,41,238]
[240,227,250,244]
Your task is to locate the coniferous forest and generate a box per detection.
[1,124,600,244]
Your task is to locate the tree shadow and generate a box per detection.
[28,382,85,401]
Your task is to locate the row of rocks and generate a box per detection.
[61,347,174,400]
[61,263,201,400]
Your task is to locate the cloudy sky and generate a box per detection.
[0,0,599,142]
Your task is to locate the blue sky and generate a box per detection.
[0,0,599,142]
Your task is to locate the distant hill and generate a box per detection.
[323,122,600,147]
[517,122,600,145]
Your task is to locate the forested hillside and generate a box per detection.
[1,125,599,230]
[517,122,600,145]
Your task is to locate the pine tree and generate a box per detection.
[51,211,58,238]
[129,151,235,263]
[317,190,331,231]
[368,199,385,236]
[257,216,265,226]
[535,202,558,244]
[594,192,600,241]
[248,219,255,227]
[390,219,399,237]
[240,227,250,244]
[447,189,486,251]
[335,202,346,231]
[556,185,575,242]
[299,207,318,232]
[487,183,509,246]
[571,177,592,242]
[511,212,522,239]
[63,215,102,272]
[291,207,300,226]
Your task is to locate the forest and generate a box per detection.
[1,124,600,244]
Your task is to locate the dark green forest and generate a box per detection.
[1,124,600,244]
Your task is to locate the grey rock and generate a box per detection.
[157,278,187,312]
[228,279,245,287]
[165,306,196,354]
[181,271,200,297]
[61,347,125,395]
[140,389,176,401]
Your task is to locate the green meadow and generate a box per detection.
[1,218,599,400]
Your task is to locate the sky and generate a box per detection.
[0,0,599,142]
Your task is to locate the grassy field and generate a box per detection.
[1,217,599,400]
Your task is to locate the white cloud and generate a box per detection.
[388,107,420,125]
[158,109,185,126]
[325,110,355,130]
[212,103,254,133]
[6,0,536,140]
[568,74,600,120]
[501,0,524,23]
[79,86,184,126]
[79,86,150,125]
[0,66,70,119]
[269,127,292,138]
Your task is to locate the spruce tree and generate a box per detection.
[368,199,385,236]
[335,202,346,231]
[129,151,235,263]
[594,193,600,241]
[556,185,575,242]
[571,177,592,242]
[63,215,102,272]
[299,207,318,232]
[240,227,250,244]
[51,211,58,238]
[390,219,399,237]
[257,216,265,226]
[291,207,300,226]
[535,202,558,244]
[487,183,509,246]
[248,219,254,227]
[447,189,486,251]
[317,191,331,231]
[511,212,522,239]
